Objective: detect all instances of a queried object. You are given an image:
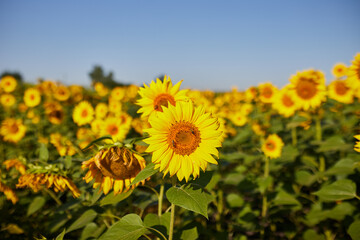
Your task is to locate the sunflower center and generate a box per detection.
[265,141,275,151]
[153,93,176,112]
[262,87,273,98]
[96,147,142,180]
[167,121,201,155]
[282,94,294,107]
[107,125,119,135]
[335,82,348,95]
[30,94,35,100]
[81,109,88,117]
[10,123,19,133]
[296,80,317,99]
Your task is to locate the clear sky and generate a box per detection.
[0,0,359,91]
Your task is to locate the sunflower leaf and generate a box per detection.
[166,185,213,219]
[66,209,97,233]
[131,163,157,186]
[100,190,133,206]
[313,179,357,201]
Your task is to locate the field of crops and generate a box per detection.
[1,53,360,240]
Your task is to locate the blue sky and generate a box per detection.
[0,0,359,91]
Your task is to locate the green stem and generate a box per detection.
[169,178,176,240]
[315,116,325,172]
[291,127,297,146]
[43,188,72,218]
[148,227,168,240]
[261,157,270,238]
[158,183,165,217]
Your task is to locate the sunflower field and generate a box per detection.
[1,53,360,240]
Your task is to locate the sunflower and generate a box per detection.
[69,85,83,102]
[24,88,41,107]
[94,82,109,97]
[258,83,278,104]
[111,87,125,101]
[137,75,188,119]
[95,103,108,119]
[332,63,348,78]
[108,99,122,116]
[54,85,70,101]
[50,133,77,156]
[251,122,266,136]
[328,79,354,104]
[0,118,26,143]
[288,69,326,111]
[44,102,65,125]
[261,134,284,159]
[230,112,248,127]
[17,173,80,198]
[1,93,16,107]
[82,146,146,195]
[245,86,258,102]
[0,181,18,204]
[72,101,94,126]
[3,159,26,175]
[144,100,222,182]
[272,86,298,118]
[347,53,360,89]
[0,75,17,93]
[354,135,360,153]
[101,116,131,142]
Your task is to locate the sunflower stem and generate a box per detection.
[261,156,270,238]
[158,183,165,217]
[169,178,176,240]
[291,127,297,146]
[315,116,325,172]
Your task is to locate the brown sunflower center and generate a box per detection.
[296,80,317,100]
[265,141,275,151]
[167,121,201,155]
[262,87,273,98]
[282,94,294,107]
[107,124,119,135]
[335,82,348,95]
[10,123,19,133]
[30,94,35,100]
[81,109,88,117]
[95,147,142,180]
[153,93,176,112]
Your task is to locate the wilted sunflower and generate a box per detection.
[347,53,360,89]
[24,88,41,107]
[332,63,348,78]
[258,82,278,104]
[272,86,298,118]
[144,100,222,182]
[137,75,188,119]
[17,173,80,198]
[82,146,146,195]
[0,118,26,143]
[73,101,94,126]
[0,75,17,93]
[3,159,26,175]
[54,85,70,101]
[0,180,18,204]
[1,93,16,107]
[288,69,326,111]
[328,79,354,104]
[354,135,360,153]
[261,134,284,159]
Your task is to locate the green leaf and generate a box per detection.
[100,190,133,206]
[303,229,325,240]
[131,163,157,186]
[181,227,198,240]
[315,136,353,152]
[144,212,170,235]
[98,214,147,240]
[286,115,309,129]
[55,229,66,240]
[257,176,273,194]
[328,202,355,221]
[66,209,97,233]
[304,203,329,227]
[80,223,98,240]
[295,170,316,186]
[206,173,221,191]
[313,179,357,202]
[64,156,72,169]
[348,220,360,240]
[226,193,244,208]
[189,171,213,189]
[166,185,213,219]
[27,196,46,216]
[277,145,299,162]
[325,158,356,176]
[81,136,113,151]
[39,143,49,161]
[272,190,301,206]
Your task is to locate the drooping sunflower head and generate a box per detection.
[258,82,278,104]
[328,79,354,104]
[72,101,94,126]
[0,118,26,143]
[289,69,326,111]
[82,146,146,195]
[0,75,17,93]
[0,182,18,204]
[347,53,360,89]
[136,75,189,119]
[332,63,348,78]
[24,88,41,108]
[261,134,284,159]
[144,100,222,182]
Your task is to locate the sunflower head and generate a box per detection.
[332,63,348,78]
[354,135,360,153]
[328,79,354,104]
[137,75,189,119]
[54,85,70,101]
[72,101,94,126]
[261,134,284,159]
[0,118,26,143]
[347,53,360,89]
[24,88,41,108]
[0,76,17,93]
[82,146,146,195]
[258,82,278,104]
[1,94,16,107]
[272,86,298,118]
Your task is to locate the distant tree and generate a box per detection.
[1,71,23,83]
[89,65,126,88]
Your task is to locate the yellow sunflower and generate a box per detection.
[272,86,298,118]
[144,100,222,182]
[288,69,326,111]
[1,93,16,107]
[230,112,248,127]
[0,118,26,143]
[101,116,131,142]
[82,146,146,195]
[50,133,77,156]
[137,75,188,119]
[94,82,109,97]
[44,102,65,125]
[24,88,41,107]
[17,173,80,198]
[111,87,125,101]
[0,75,17,93]
[354,135,360,153]
[72,101,94,126]
[258,82,278,104]
[347,53,360,89]
[54,85,70,101]
[245,86,258,102]
[69,85,84,102]
[332,63,348,78]
[261,134,284,159]
[95,103,108,119]
[328,79,354,104]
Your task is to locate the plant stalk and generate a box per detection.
[158,183,165,217]
[315,116,325,172]
[169,178,176,240]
